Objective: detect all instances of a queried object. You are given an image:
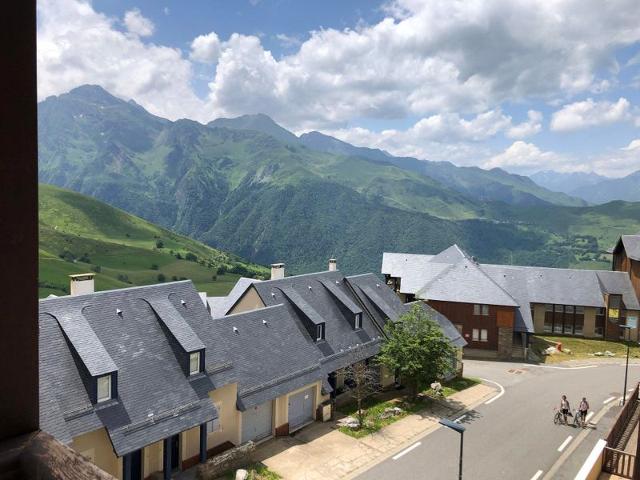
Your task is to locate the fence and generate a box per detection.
[601,383,640,479]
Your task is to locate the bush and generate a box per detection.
[59,250,76,262]
[150,264,159,270]
[157,273,166,282]
[91,265,102,273]
[185,252,198,262]
[211,274,217,281]
[155,239,164,249]
[172,276,178,281]
[216,265,227,275]
[175,252,183,260]
[78,253,91,263]
[229,264,249,276]
[117,274,130,283]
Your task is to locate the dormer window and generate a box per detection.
[189,351,201,376]
[316,323,325,342]
[354,313,362,330]
[97,374,112,403]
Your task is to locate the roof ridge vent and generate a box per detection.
[116,309,122,316]
[181,299,186,306]
[233,326,239,334]
[262,320,268,326]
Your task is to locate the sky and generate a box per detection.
[36,0,640,177]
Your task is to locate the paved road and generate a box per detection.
[356,359,640,480]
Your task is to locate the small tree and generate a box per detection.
[157,273,166,282]
[341,359,380,429]
[378,303,454,398]
[155,239,164,249]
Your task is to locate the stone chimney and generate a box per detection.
[271,263,285,280]
[328,258,337,272]
[69,273,95,296]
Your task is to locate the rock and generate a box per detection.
[605,350,615,357]
[337,416,360,429]
[235,469,248,480]
[594,351,603,356]
[380,407,403,419]
[543,346,557,355]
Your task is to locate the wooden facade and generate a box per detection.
[427,300,515,355]
[613,247,640,301]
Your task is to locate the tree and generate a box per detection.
[155,239,164,249]
[157,273,166,282]
[378,303,454,398]
[341,359,380,429]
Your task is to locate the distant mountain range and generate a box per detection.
[37,85,640,273]
[530,170,640,204]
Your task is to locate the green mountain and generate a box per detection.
[38,85,638,274]
[298,131,586,207]
[569,170,640,204]
[39,183,267,298]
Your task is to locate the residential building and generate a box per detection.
[612,231,640,300]
[39,261,465,479]
[382,244,640,359]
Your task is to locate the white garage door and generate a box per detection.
[241,400,273,443]
[288,386,315,431]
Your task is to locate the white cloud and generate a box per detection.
[507,110,543,139]
[190,32,221,64]
[550,97,632,131]
[484,141,576,174]
[123,8,154,37]
[275,33,302,49]
[37,0,208,121]
[591,139,640,177]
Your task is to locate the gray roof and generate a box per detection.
[207,277,259,318]
[39,282,219,456]
[597,271,640,310]
[417,258,519,308]
[381,252,434,278]
[147,297,205,352]
[621,235,640,261]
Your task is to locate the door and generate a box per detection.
[123,449,142,480]
[170,434,180,471]
[288,387,315,431]
[241,400,273,443]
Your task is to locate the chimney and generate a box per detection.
[328,258,337,272]
[271,263,285,280]
[69,273,95,296]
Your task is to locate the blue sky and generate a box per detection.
[37,0,640,177]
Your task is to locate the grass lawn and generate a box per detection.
[337,377,480,438]
[531,335,640,364]
[220,463,280,480]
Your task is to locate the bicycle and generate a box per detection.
[553,407,572,425]
[573,410,587,428]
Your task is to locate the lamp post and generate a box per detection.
[620,324,632,406]
[439,418,466,480]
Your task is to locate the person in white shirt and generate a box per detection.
[560,395,571,424]
[578,397,590,424]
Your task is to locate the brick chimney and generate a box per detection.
[328,258,337,272]
[271,263,285,280]
[69,273,95,296]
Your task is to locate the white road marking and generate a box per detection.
[530,470,543,480]
[481,378,505,404]
[392,442,421,460]
[603,396,616,404]
[586,411,594,422]
[454,414,467,423]
[558,436,573,452]
[524,364,597,370]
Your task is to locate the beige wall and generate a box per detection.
[143,440,163,478]
[72,428,122,480]
[583,307,596,337]
[532,303,546,333]
[228,286,265,314]
[274,380,324,429]
[207,383,241,448]
[181,425,201,464]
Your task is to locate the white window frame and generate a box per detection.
[97,374,111,403]
[474,304,489,316]
[480,329,488,342]
[472,329,479,341]
[316,323,325,342]
[189,351,201,376]
[355,313,362,329]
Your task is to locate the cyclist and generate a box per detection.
[578,397,590,425]
[560,395,571,424]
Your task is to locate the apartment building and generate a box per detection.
[382,241,640,359]
[39,262,465,479]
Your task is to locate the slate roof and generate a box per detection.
[621,235,640,261]
[207,277,259,318]
[383,244,640,333]
[39,282,219,456]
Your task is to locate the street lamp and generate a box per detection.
[439,418,466,480]
[620,324,632,406]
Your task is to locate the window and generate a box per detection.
[189,351,201,376]
[472,329,479,341]
[480,329,488,342]
[316,323,325,342]
[354,313,362,330]
[97,374,111,402]
[594,326,604,337]
[472,329,488,342]
[206,419,217,434]
[545,304,553,312]
[576,306,584,315]
[565,305,574,314]
[473,304,489,316]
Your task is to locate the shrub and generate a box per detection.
[78,253,91,263]
[117,274,130,283]
[157,273,166,282]
[59,250,76,262]
[175,252,183,260]
[185,252,197,262]
[211,274,217,281]
[216,265,227,275]
[91,265,102,273]
[172,276,178,281]
[150,264,159,270]
[155,239,164,249]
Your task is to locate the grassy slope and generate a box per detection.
[39,184,268,298]
[531,335,640,364]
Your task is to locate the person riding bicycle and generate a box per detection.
[578,397,589,423]
[560,395,571,423]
